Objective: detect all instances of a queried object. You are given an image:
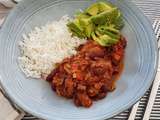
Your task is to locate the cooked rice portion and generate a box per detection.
[18,16,86,78]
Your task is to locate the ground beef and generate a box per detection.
[46,36,127,107]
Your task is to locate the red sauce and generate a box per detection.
[46,36,127,107]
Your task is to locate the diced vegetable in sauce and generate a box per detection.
[46,36,127,107]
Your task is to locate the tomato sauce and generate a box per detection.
[46,36,127,107]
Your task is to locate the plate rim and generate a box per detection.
[0,0,158,120]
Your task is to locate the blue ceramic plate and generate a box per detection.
[0,0,158,120]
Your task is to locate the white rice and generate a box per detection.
[18,15,86,78]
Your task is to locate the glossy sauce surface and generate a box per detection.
[47,37,127,107]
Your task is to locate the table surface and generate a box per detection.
[0,0,160,120]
